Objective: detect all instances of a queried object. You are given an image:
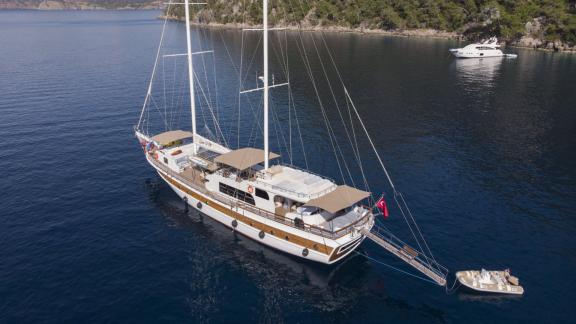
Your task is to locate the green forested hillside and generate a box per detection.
[0,0,160,9]
[166,0,576,47]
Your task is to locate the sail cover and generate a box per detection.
[214,147,280,170]
[151,130,194,146]
[304,185,371,214]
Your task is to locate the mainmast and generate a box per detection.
[263,0,269,170]
[184,0,197,146]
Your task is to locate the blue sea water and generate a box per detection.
[1,10,576,323]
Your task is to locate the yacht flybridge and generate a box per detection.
[450,37,517,58]
[135,0,451,286]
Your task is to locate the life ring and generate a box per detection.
[247,185,254,194]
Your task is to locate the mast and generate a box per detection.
[263,0,269,170]
[184,0,197,145]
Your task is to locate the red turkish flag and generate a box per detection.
[376,196,389,218]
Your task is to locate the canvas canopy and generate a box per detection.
[304,185,371,214]
[214,147,280,170]
[151,130,194,146]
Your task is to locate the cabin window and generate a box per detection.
[255,188,269,200]
[163,157,168,164]
[219,182,255,205]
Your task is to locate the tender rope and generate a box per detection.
[445,277,462,294]
[357,250,461,294]
[354,251,438,285]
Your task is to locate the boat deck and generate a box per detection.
[318,210,366,231]
[256,165,337,200]
[180,167,206,186]
[148,155,372,240]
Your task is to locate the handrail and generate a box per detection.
[253,177,337,200]
[252,163,339,199]
[370,224,448,276]
[212,164,337,200]
[148,155,372,240]
[280,163,337,183]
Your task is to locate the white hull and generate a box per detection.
[451,50,504,58]
[449,38,515,59]
[152,159,371,264]
[456,270,524,295]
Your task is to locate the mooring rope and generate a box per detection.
[356,250,461,294]
[445,277,462,294]
[354,251,437,285]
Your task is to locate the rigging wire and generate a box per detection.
[197,27,219,141]
[294,30,347,184]
[309,34,359,186]
[137,2,171,131]
[288,0,441,272]
[354,251,437,285]
[192,70,228,146]
[344,87,437,270]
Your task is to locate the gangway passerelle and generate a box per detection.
[361,225,448,286]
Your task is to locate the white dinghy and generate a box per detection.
[456,269,524,295]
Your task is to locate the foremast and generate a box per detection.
[136,0,205,143]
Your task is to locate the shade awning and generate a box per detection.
[214,147,280,170]
[304,185,371,214]
[151,130,194,146]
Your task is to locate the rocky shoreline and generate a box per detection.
[162,15,576,54]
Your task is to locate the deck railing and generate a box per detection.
[369,224,449,282]
[253,177,337,200]
[252,163,338,199]
[148,155,372,240]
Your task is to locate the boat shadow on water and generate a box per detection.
[457,291,523,304]
[143,178,448,320]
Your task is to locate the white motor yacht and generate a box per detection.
[450,37,517,58]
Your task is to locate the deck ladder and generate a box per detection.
[361,225,448,286]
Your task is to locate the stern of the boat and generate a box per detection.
[327,212,375,264]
